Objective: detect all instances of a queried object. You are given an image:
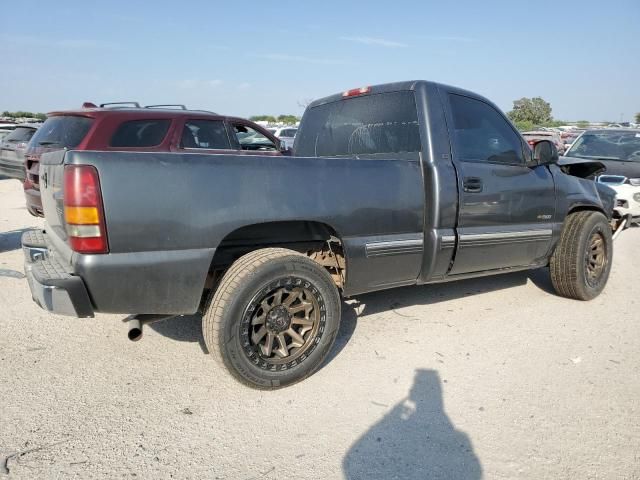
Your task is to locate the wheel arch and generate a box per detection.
[203,220,347,300]
[567,204,606,217]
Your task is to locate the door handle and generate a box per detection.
[463,177,483,193]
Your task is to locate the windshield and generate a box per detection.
[565,131,640,162]
[30,115,93,149]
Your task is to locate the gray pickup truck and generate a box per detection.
[23,81,616,388]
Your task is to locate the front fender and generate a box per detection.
[550,164,611,219]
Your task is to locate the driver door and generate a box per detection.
[442,91,556,274]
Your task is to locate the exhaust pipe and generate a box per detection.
[124,314,176,342]
[127,318,143,342]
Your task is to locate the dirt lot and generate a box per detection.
[1,177,639,479]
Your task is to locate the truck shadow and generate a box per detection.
[149,268,554,365]
[148,301,359,363]
[343,368,482,480]
[0,228,34,253]
[349,268,554,320]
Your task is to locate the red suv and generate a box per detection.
[24,103,285,216]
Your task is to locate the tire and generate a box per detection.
[202,248,341,389]
[550,211,613,300]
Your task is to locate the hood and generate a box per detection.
[592,159,640,179]
[557,156,606,179]
[559,156,640,179]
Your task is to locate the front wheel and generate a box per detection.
[202,248,341,389]
[550,211,613,300]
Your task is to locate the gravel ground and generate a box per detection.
[1,177,639,479]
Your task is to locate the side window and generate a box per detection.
[110,119,171,147]
[449,94,524,165]
[232,124,277,151]
[181,120,231,149]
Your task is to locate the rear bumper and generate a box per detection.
[23,230,94,317]
[22,229,215,317]
[0,158,25,181]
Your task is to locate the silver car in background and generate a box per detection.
[268,126,298,149]
[0,123,39,181]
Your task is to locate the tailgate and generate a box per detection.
[40,150,69,246]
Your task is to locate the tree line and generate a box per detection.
[249,114,299,124]
[2,111,47,121]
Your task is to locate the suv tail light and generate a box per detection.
[63,165,109,254]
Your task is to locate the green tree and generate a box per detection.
[576,120,590,128]
[546,120,565,128]
[507,97,553,125]
[635,112,640,123]
[1,110,46,120]
[277,114,299,125]
[513,120,535,132]
[249,115,277,123]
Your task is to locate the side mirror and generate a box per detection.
[533,140,559,166]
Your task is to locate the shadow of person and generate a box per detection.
[343,369,481,480]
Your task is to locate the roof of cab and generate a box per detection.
[305,80,495,110]
[306,80,424,109]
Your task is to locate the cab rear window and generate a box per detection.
[295,91,421,157]
[110,119,171,147]
[30,116,93,149]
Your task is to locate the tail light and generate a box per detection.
[25,153,40,185]
[63,165,109,254]
[342,86,371,97]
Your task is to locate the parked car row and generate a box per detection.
[8,103,286,216]
[563,128,640,228]
[522,130,566,155]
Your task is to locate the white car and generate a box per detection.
[598,175,640,228]
[268,127,298,149]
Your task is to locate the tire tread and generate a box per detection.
[202,248,339,389]
[550,211,610,300]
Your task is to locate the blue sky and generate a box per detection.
[1,0,638,121]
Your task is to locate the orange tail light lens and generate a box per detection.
[63,165,108,254]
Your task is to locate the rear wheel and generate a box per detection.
[202,248,341,389]
[550,211,613,300]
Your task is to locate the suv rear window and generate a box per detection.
[110,119,171,147]
[30,116,93,149]
[3,126,36,143]
[295,91,421,157]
